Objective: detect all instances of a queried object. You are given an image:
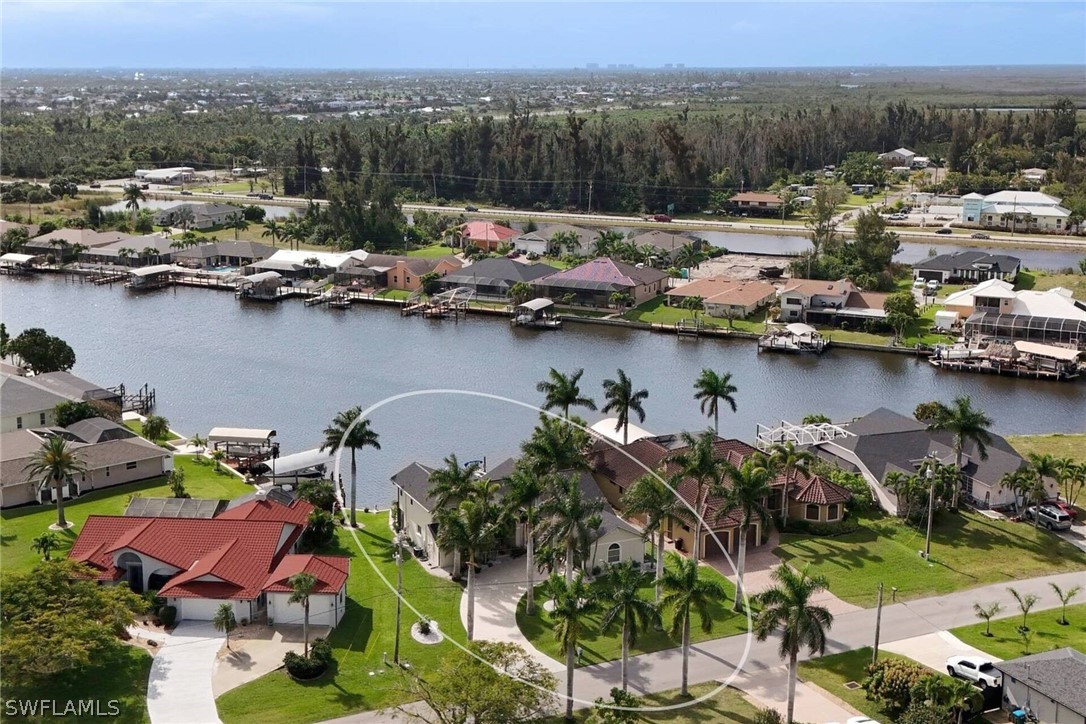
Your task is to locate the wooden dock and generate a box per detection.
[110,382,157,414]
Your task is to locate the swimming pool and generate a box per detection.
[211,265,239,273]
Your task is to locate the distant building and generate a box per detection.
[1020,167,1047,184]
[627,230,701,261]
[134,167,195,185]
[945,279,1086,349]
[776,278,887,325]
[665,277,776,319]
[24,228,129,261]
[153,203,243,230]
[457,221,518,253]
[173,240,276,270]
[728,192,784,217]
[912,251,1021,284]
[358,253,462,291]
[439,257,559,298]
[877,148,916,166]
[532,257,668,307]
[960,191,1072,233]
[1,371,120,434]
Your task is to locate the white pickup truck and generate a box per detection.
[946,655,1002,687]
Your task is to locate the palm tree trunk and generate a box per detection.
[623,418,628,446]
[349,450,358,528]
[526,519,537,615]
[782,474,792,528]
[54,475,67,528]
[466,551,476,640]
[952,444,963,510]
[655,528,665,604]
[565,642,576,721]
[621,623,629,691]
[786,648,798,724]
[303,600,310,658]
[680,612,691,697]
[733,523,748,613]
[714,406,720,436]
[565,540,574,582]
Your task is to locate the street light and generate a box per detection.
[922,452,937,561]
[392,533,407,664]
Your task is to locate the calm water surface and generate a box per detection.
[2,277,1083,506]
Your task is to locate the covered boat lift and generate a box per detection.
[208,427,279,468]
[249,447,334,487]
[125,264,176,289]
[0,252,40,274]
[758,322,829,354]
[512,297,562,329]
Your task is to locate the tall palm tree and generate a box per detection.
[599,561,660,691]
[140,246,159,266]
[665,430,721,561]
[436,482,505,640]
[520,415,592,476]
[123,183,145,222]
[506,466,550,615]
[601,369,649,445]
[24,435,87,529]
[261,218,283,247]
[1026,453,1060,526]
[674,242,707,271]
[319,407,381,528]
[174,205,195,233]
[546,573,598,721]
[536,367,597,419]
[622,473,681,603]
[661,552,725,697]
[230,214,250,240]
[928,396,993,509]
[1049,582,1081,625]
[693,369,738,435]
[594,229,624,257]
[718,456,773,612]
[753,564,835,724]
[769,441,814,528]
[537,473,604,581]
[428,454,479,509]
[288,571,318,657]
[1000,468,1034,513]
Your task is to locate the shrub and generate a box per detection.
[864,658,930,718]
[283,650,327,679]
[417,619,432,636]
[310,637,333,666]
[157,605,177,627]
[753,708,784,724]
[783,517,860,537]
[587,687,640,724]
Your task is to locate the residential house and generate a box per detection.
[439,258,559,298]
[510,230,552,257]
[665,277,776,319]
[1,417,172,508]
[24,228,130,261]
[532,257,668,307]
[776,278,888,325]
[458,221,518,252]
[878,148,916,166]
[359,254,463,292]
[807,407,1044,511]
[69,490,350,625]
[945,279,1086,349]
[0,219,40,238]
[1,371,121,433]
[173,240,276,270]
[627,230,701,261]
[535,223,599,255]
[960,191,1073,233]
[244,249,367,282]
[912,251,1021,284]
[728,192,784,217]
[1019,168,1048,184]
[590,434,851,563]
[153,203,243,230]
[993,648,1086,724]
[80,234,177,267]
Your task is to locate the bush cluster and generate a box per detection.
[863,658,931,718]
[283,637,333,679]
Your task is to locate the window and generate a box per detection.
[827,503,840,520]
[805,504,819,521]
[607,543,621,564]
[105,467,110,477]
[40,412,47,425]
[126,462,138,470]
[415,523,421,537]
[16,417,22,429]
[393,275,398,284]
[785,297,802,306]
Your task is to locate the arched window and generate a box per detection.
[805,504,820,521]
[607,543,621,564]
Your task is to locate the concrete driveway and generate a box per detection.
[147,621,224,724]
[213,623,331,696]
[882,630,1001,672]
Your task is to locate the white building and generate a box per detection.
[961,190,1073,233]
[134,167,196,185]
[878,148,916,166]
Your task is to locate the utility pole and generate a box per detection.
[923,453,936,561]
[587,180,593,213]
[393,536,404,664]
[872,582,884,664]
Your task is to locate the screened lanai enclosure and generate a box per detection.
[964,311,1086,349]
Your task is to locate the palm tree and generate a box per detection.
[142,415,170,443]
[538,473,604,581]
[289,572,318,657]
[1026,453,1061,525]
[428,454,479,509]
[31,531,60,560]
[622,473,681,603]
[48,238,70,265]
[230,214,250,240]
[1007,586,1040,631]
[754,564,835,724]
[718,456,773,612]
[693,369,738,435]
[661,552,726,697]
[520,415,592,476]
[506,466,550,615]
[546,573,598,721]
[601,369,649,445]
[768,441,814,528]
[140,246,159,266]
[174,205,196,233]
[927,396,993,509]
[945,676,984,724]
[674,242,707,271]
[599,561,660,691]
[1000,468,1034,513]
[213,603,237,649]
[262,218,283,247]
[536,367,597,419]
[665,430,721,561]
[319,407,381,528]
[594,229,624,257]
[24,435,87,529]
[973,601,1002,636]
[436,482,505,640]
[123,183,145,222]
[1049,582,1081,625]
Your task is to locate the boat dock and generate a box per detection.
[930,340,1082,381]
[402,287,475,320]
[758,323,829,354]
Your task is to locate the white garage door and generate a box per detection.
[180,598,233,621]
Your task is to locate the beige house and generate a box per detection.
[666,277,776,319]
[532,257,668,307]
[1,371,122,434]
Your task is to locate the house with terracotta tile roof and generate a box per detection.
[458,221,518,252]
[68,490,349,625]
[776,277,888,325]
[532,257,668,307]
[590,433,851,563]
[728,192,784,217]
[666,277,776,319]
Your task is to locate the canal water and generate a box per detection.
[3,277,1083,506]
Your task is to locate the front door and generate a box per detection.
[127,563,144,594]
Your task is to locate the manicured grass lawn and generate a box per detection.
[216,513,467,724]
[1007,433,1086,464]
[406,244,456,258]
[1017,270,1086,299]
[124,419,184,442]
[0,456,252,575]
[374,288,411,300]
[621,296,769,334]
[2,645,153,724]
[517,560,749,667]
[541,682,764,723]
[775,512,1086,608]
[950,603,1086,660]
[798,647,920,723]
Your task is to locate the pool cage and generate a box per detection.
[963,312,1086,349]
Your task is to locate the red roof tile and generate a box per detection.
[791,477,851,506]
[263,554,350,594]
[216,497,313,526]
[461,221,517,243]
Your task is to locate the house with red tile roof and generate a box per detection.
[590,433,851,563]
[458,221,518,252]
[532,257,668,307]
[68,491,349,626]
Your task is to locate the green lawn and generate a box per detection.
[406,244,456,258]
[216,513,468,724]
[374,288,411,300]
[124,419,184,442]
[775,512,1086,608]
[0,456,251,575]
[950,603,1086,660]
[1007,433,1086,464]
[621,296,768,334]
[542,682,764,723]
[1017,270,1086,299]
[798,647,920,723]
[517,560,749,667]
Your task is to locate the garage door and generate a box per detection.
[180,598,233,621]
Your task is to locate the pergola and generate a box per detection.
[755,420,854,451]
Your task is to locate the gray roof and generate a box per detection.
[443,258,559,288]
[993,648,1086,716]
[174,240,275,260]
[154,202,243,220]
[913,251,1021,274]
[90,235,176,256]
[66,418,138,444]
[536,224,599,249]
[30,371,118,403]
[628,230,699,255]
[1,374,73,417]
[391,461,437,511]
[2,428,167,487]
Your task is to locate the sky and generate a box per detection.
[2,1,1084,69]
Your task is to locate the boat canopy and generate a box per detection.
[240,271,283,285]
[130,264,176,277]
[208,427,276,445]
[516,298,554,312]
[0,253,37,264]
[1013,341,1081,362]
[252,447,333,477]
[785,323,818,337]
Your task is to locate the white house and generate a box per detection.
[961,190,1073,233]
[994,648,1086,724]
[878,148,916,166]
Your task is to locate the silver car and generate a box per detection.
[1025,504,1073,531]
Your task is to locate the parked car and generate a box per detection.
[257,193,273,200]
[926,280,941,292]
[464,204,479,212]
[935,227,952,235]
[971,232,991,239]
[947,656,1002,687]
[1046,500,1078,519]
[912,279,927,289]
[180,190,193,196]
[212,190,224,195]
[505,250,520,259]
[1025,504,1073,530]
[652,214,672,222]
[140,183,150,190]
[89,182,101,188]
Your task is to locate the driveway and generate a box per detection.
[883,630,1001,672]
[213,623,332,696]
[147,621,224,724]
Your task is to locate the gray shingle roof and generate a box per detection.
[443,258,559,288]
[913,251,1021,274]
[0,374,73,417]
[66,418,138,444]
[391,461,437,511]
[993,648,1086,716]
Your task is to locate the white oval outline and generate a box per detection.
[330,388,755,714]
